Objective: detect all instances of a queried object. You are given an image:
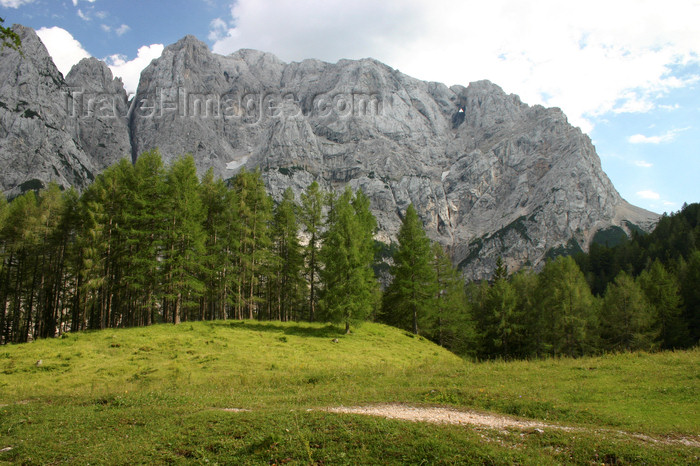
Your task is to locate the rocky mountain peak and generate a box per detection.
[0,26,659,279]
[0,25,95,196]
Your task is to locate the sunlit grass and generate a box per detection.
[0,321,698,464]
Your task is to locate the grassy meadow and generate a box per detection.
[0,320,698,464]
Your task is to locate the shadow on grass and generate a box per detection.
[209,320,343,338]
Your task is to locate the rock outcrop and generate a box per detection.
[65,57,131,171]
[0,25,96,197]
[0,26,659,279]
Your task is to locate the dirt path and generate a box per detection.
[326,404,568,431]
[325,404,700,448]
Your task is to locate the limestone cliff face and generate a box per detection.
[65,57,131,171]
[0,25,96,196]
[0,27,658,279]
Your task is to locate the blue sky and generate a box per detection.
[2,0,699,214]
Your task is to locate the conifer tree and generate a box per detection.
[162,155,206,324]
[233,168,273,319]
[637,260,688,349]
[382,204,436,334]
[538,256,598,357]
[428,242,474,354]
[300,181,324,321]
[320,187,379,333]
[485,265,519,358]
[602,271,657,351]
[200,168,238,321]
[270,188,304,321]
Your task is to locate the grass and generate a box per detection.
[0,320,698,464]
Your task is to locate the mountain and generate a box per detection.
[0,26,658,279]
[0,25,97,197]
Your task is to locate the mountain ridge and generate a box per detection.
[0,25,658,279]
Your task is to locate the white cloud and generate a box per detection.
[637,190,661,200]
[212,0,700,132]
[208,18,228,42]
[36,26,90,76]
[0,0,35,7]
[628,127,689,144]
[77,8,90,21]
[101,24,111,32]
[115,24,130,36]
[105,44,164,95]
[634,160,653,168]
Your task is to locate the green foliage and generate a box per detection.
[601,272,657,352]
[269,188,305,321]
[637,260,688,349]
[0,17,21,53]
[0,321,697,464]
[538,256,598,357]
[319,187,379,333]
[382,204,436,334]
[299,181,324,321]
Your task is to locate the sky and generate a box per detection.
[2,0,699,214]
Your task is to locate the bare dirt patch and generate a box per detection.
[326,404,700,448]
[327,404,569,431]
[218,408,251,413]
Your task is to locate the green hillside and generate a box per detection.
[1,321,698,464]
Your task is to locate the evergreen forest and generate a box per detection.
[0,150,697,359]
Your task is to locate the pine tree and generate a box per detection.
[602,271,657,351]
[270,188,304,321]
[511,269,542,357]
[233,168,273,320]
[637,260,688,349]
[319,187,379,333]
[485,269,519,358]
[382,204,436,334]
[428,242,474,354]
[124,150,166,326]
[162,155,206,324]
[538,256,598,357]
[199,168,238,321]
[300,181,324,321]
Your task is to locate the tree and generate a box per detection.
[511,269,541,358]
[270,188,304,321]
[0,18,21,53]
[319,187,379,333]
[601,272,657,351]
[300,181,324,321]
[428,242,474,354]
[678,250,700,345]
[637,260,688,349]
[538,256,598,357]
[122,150,166,326]
[485,268,519,358]
[382,204,436,334]
[162,155,205,324]
[199,168,238,321]
[233,168,273,320]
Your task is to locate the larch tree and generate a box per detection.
[320,187,379,333]
[382,204,436,335]
[602,271,657,351]
[270,187,305,321]
[538,256,598,357]
[162,155,206,324]
[300,181,324,321]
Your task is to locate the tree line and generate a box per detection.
[377,203,698,359]
[0,150,379,343]
[1,150,697,360]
